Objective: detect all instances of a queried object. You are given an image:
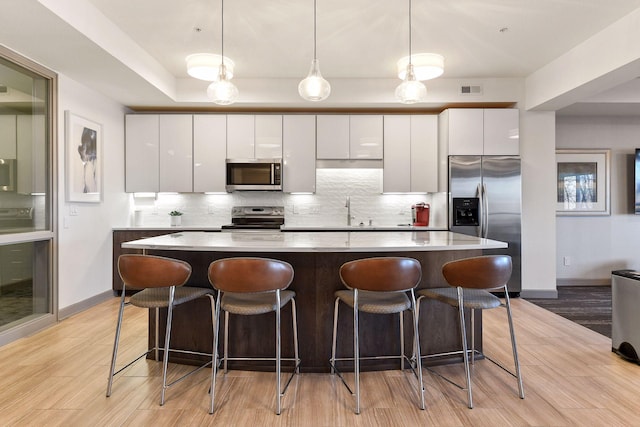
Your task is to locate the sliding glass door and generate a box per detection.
[0,46,56,344]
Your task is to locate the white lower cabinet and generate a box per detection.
[283,115,316,193]
[0,243,33,287]
[383,115,438,193]
[193,115,226,192]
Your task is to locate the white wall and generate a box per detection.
[57,75,130,311]
[519,111,558,298]
[556,116,640,284]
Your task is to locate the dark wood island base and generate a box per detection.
[137,248,482,373]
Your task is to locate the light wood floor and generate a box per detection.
[0,296,638,426]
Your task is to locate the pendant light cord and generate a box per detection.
[313,0,317,60]
[221,0,225,66]
[408,0,412,66]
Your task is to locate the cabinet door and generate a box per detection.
[16,115,46,194]
[410,115,438,192]
[255,115,282,158]
[383,115,411,192]
[483,109,519,155]
[316,115,349,159]
[350,115,383,159]
[0,115,17,158]
[159,115,193,192]
[283,115,316,193]
[194,115,226,192]
[125,115,159,192]
[447,109,484,155]
[227,115,255,159]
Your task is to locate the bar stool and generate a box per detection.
[107,254,215,406]
[330,256,425,414]
[416,255,524,409]
[207,257,300,415]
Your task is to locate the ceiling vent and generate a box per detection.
[459,85,482,95]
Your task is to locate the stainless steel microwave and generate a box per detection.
[0,159,16,192]
[226,159,282,191]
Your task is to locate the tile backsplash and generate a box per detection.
[132,168,447,229]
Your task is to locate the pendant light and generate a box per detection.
[298,0,331,101]
[395,0,427,104]
[207,0,238,105]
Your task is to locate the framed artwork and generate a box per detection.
[556,149,610,216]
[65,111,102,203]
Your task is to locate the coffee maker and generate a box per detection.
[411,203,430,226]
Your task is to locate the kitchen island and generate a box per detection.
[120,230,507,372]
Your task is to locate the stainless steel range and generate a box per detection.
[221,206,284,230]
[0,207,34,233]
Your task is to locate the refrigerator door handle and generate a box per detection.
[476,183,484,237]
[482,183,489,237]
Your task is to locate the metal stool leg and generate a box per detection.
[410,290,426,410]
[457,287,473,409]
[354,289,360,415]
[291,298,300,374]
[504,288,525,399]
[224,311,230,374]
[399,311,405,370]
[210,291,222,414]
[276,290,282,415]
[106,289,127,397]
[160,286,176,406]
[330,297,340,374]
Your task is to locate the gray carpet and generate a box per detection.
[525,286,612,338]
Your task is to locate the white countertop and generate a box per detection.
[121,230,507,253]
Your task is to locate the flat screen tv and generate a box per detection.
[636,149,640,214]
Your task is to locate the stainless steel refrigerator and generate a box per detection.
[449,155,521,295]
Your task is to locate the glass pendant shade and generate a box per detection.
[298,59,331,101]
[207,64,239,105]
[395,64,427,104]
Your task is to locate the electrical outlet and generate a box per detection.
[563,256,571,266]
[69,205,78,216]
[208,205,215,214]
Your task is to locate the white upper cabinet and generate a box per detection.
[159,115,193,193]
[125,114,159,192]
[444,109,484,155]
[226,115,254,159]
[0,115,17,158]
[483,108,519,155]
[383,115,437,193]
[283,115,316,193]
[16,115,46,194]
[383,115,411,192]
[349,115,383,159]
[316,115,350,159]
[441,108,519,156]
[255,115,282,158]
[193,115,226,193]
[227,115,282,159]
[317,115,383,160]
[410,115,438,193]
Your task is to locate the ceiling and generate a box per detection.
[1,0,640,113]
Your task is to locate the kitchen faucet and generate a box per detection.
[345,196,352,226]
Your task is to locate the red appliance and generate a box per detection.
[412,203,430,226]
